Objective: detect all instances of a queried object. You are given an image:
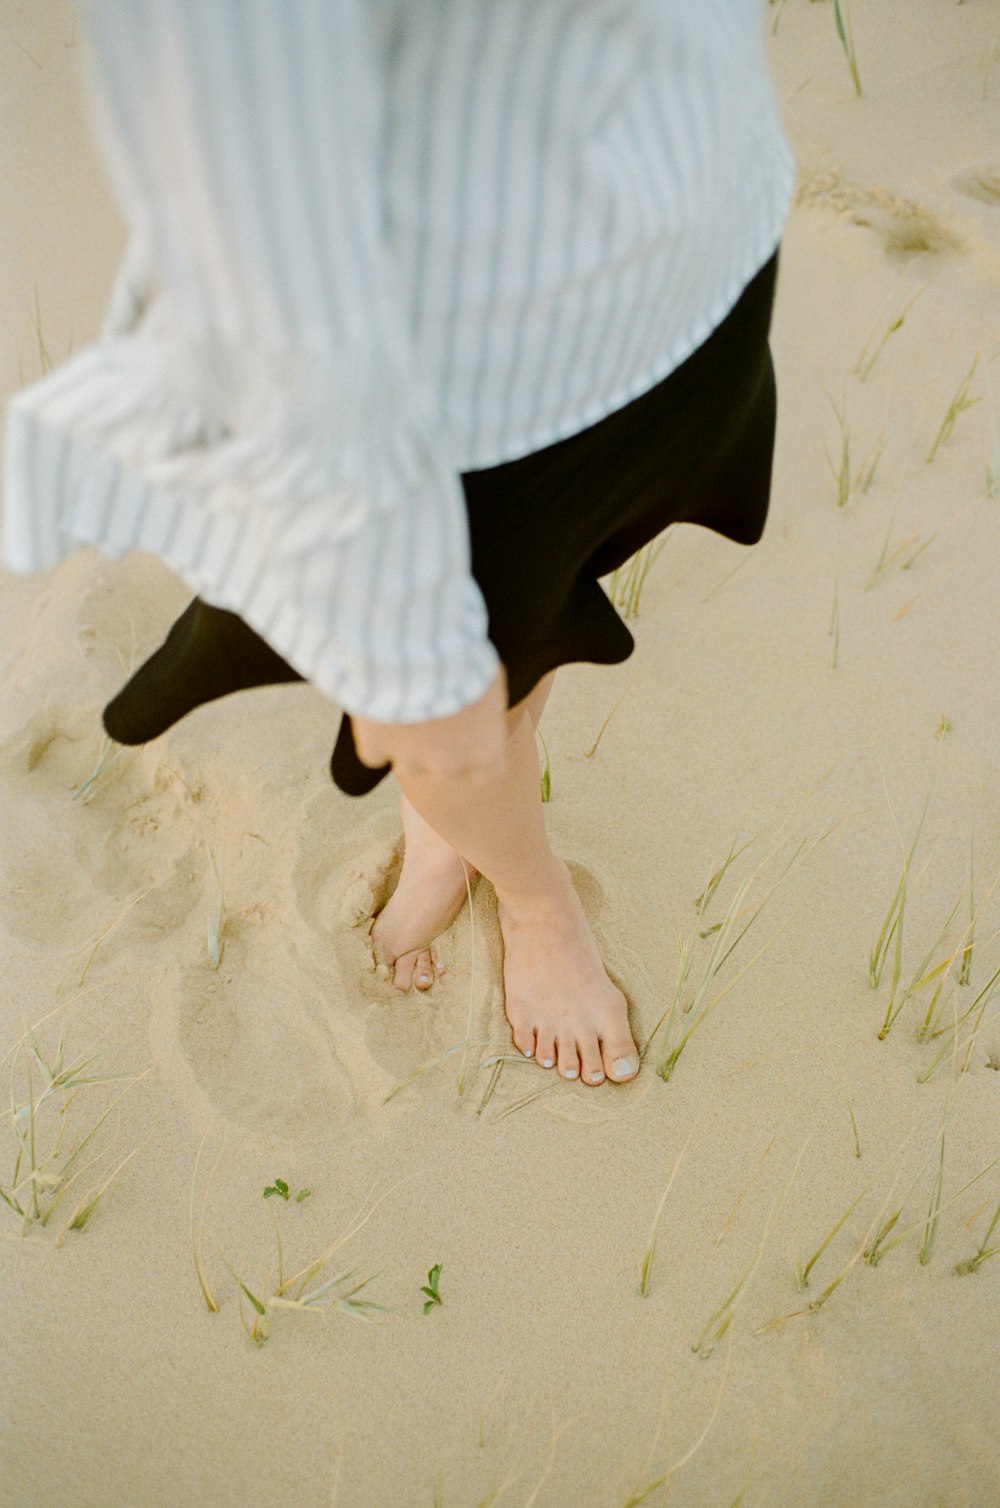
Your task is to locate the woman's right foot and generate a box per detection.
[370,795,477,992]
[496,858,640,1087]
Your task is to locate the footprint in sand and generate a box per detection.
[795,166,963,261]
[150,902,360,1143]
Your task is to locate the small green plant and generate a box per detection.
[833,0,862,96]
[421,1262,443,1314]
[263,1177,311,1202]
[927,354,981,462]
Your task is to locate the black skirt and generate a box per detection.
[103,250,780,796]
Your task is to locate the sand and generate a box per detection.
[3,2,1000,1504]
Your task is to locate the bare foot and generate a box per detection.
[370,794,477,992]
[495,859,639,1086]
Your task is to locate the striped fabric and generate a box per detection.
[2,0,795,724]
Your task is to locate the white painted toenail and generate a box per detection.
[542,1058,554,1068]
[564,1068,578,1079]
[523,1048,534,1057]
[611,1056,637,1078]
[589,1072,604,1082]
[418,974,430,984]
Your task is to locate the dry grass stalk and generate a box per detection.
[638,1126,695,1296]
[189,1127,225,1312]
[692,1138,810,1358]
[621,1341,734,1504]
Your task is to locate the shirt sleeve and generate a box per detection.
[3,0,499,724]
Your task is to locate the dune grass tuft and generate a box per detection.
[954,1196,1000,1276]
[797,1182,872,1291]
[2,1023,151,1240]
[927,354,981,463]
[854,285,926,382]
[647,838,805,1082]
[865,1119,1000,1268]
[226,1185,404,1343]
[607,532,673,620]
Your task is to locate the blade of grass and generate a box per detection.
[639,1127,695,1296]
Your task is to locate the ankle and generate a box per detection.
[494,856,574,920]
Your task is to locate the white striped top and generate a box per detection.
[2,0,795,724]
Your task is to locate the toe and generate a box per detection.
[602,1037,640,1083]
[578,1037,605,1086]
[392,952,416,991]
[535,1029,557,1070]
[511,1024,536,1059]
[556,1038,580,1081]
[413,949,435,990]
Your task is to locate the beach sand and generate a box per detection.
[2,3,1000,1504]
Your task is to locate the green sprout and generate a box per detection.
[421,1263,443,1314]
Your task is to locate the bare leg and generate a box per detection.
[371,671,556,990]
[393,698,639,1085]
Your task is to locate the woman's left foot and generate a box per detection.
[370,794,477,991]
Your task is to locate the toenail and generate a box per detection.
[522,1048,534,1057]
[542,1058,554,1068]
[418,974,430,984]
[564,1068,578,1079]
[588,1071,604,1082]
[611,1056,637,1079]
